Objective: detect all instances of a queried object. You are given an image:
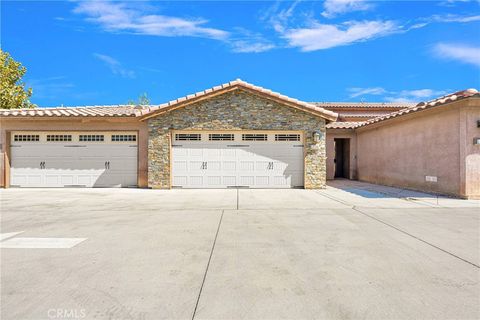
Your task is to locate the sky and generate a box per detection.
[2,0,480,107]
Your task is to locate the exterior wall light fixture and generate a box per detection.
[313,131,322,142]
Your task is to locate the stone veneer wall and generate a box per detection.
[147,90,327,189]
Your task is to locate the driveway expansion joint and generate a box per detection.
[191,210,224,320]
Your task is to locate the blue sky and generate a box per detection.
[2,0,480,107]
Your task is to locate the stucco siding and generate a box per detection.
[463,102,480,198]
[356,103,466,197]
[147,90,327,189]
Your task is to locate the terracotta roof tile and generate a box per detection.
[0,105,140,118]
[326,121,363,129]
[312,102,414,109]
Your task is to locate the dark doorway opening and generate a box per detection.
[334,138,350,179]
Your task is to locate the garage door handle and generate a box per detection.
[40,161,45,169]
[201,162,207,170]
[105,161,110,169]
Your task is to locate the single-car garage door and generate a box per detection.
[10,132,137,187]
[172,131,304,188]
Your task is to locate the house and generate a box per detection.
[1,79,479,199]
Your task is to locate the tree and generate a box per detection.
[0,50,35,109]
[127,92,150,105]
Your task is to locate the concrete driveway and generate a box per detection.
[1,181,479,320]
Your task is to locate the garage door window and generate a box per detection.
[242,134,267,141]
[47,134,72,142]
[14,134,39,142]
[275,134,300,141]
[175,134,201,141]
[79,134,104,142]
[112,134,136,142]
[209,134,234,141]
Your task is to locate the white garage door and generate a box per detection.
[10,132,137,187]
[172,132,304,188]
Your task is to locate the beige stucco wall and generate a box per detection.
[356,98,480,198]
[461,103,480,198]
[147,89,327,189]
[326,129,357,180]
[0,117,149,188]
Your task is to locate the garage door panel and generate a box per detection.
[240,161,255,171]
[206,176,222,186]
[256,176,269,186]
[222,161,236,171]
[189,148,203,157]
[172,161,188,173]
[173,148,188,157]
[189,161,204,172]
[173,176,188,186]
[223,176,236,186]
[189,176,204,186]
[221,149,236,157]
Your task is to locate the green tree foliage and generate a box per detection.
[127,92,150,105]
[0,50,35,109]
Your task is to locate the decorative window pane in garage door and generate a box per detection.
[47,134,72,142]
[79,134,104,142]
[175,133,201,141]
[14,134,39,142]
[275,134,300,141]
[209,134,234,141]
[242,134,267,141]
[112,134,136,142]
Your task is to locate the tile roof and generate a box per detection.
[138,79,338,121]
[0,105,141,117]
[326,121,363,129]
[355,88,479,128]
[0,79,338,122]
[312,102,414,109]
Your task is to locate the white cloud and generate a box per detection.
[230,40,275,53]
[322,0,372,18]
[229,28,275,53]
[93,53,135,78]
[434,43,480,67]
[347,87,447,102]
[348,87,387,98]
[74,1,229,40]
[283,20,398,51]
[385,89,448,102]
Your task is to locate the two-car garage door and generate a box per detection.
[172,132,304,188]
[10,132,137,187]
